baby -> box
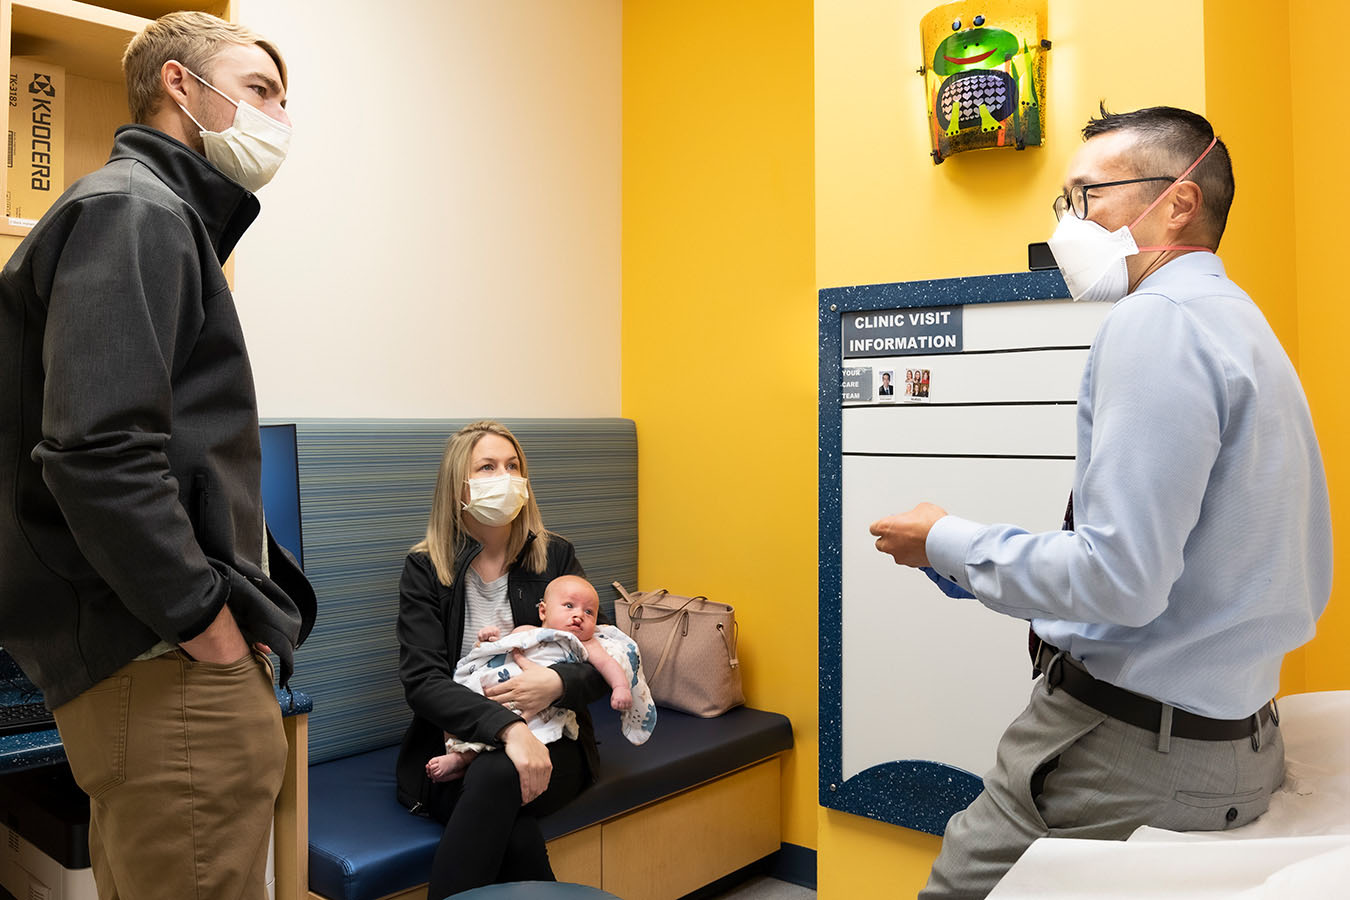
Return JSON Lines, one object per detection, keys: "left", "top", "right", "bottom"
{"left": 427, "top": 575, "right": 635, "bottom": 782}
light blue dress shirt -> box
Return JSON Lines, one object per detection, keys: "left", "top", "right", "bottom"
{"left": 926, "top": 252, "right": 1332, "bottom": 718}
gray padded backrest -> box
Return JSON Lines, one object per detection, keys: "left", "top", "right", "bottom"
{"left": 283, "top": 419, "right": 637, "bottom": 764}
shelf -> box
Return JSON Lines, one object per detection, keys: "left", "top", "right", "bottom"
{"left": 10, "top": 0, "right": 149, "bottom": 83}
{"left": 0, "top": 1, "right": 233, "bottom": 265}
{"left": 101, "top": 1, "right": 230, "bottom": 18}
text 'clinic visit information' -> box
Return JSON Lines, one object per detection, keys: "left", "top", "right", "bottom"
{"left": 839, "top": 305, "right": 962, "bottom": 403}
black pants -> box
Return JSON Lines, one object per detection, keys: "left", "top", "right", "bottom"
{"left": 424, "top": 737, "right": 589, "bottom": 898}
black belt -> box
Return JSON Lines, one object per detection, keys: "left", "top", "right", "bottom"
{"left": 1030, "top": 639, "right": 1276, "bottom": 743}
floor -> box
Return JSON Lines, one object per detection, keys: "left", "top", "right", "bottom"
{"left": 705, "top": 876, "right": 816, "bottom": 900}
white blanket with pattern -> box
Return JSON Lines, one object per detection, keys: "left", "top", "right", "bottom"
{"left": 447, "top": 624, "right": 656, "bottom": 752}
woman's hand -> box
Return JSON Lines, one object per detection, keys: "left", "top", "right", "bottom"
{"left": 483, "top": 651, "right": 564, "bottom": 720}
{"left": 498, "top": 721, "right": 552, "bottom": 804}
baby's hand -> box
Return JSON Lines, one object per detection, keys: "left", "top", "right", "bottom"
{"left": 611, "top": 686, "right": 633, "bottom": 711}
{"left": 476, "top": 625, "right": 501, "bottom": 645}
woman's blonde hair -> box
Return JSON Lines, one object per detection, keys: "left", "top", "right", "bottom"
{"left": 413, "top": 421, "right": 551, "bottom": 586}
{"left": 122, "top": 11, "right": 287, "bottom": 124}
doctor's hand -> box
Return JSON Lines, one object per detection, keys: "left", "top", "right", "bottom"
{"left": 869, "top": 503, "right": 947, "bottom": 568}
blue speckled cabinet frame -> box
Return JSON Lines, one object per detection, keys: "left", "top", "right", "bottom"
{"left": 817, "top": 270, "right": 1068, "bottom": 834}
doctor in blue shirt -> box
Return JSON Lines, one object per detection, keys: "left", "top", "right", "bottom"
{"left": 870, "top": 105, "right": 1332, "bottom": 900}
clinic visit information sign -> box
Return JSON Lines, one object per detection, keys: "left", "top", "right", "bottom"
{"left": 839, "top": 305, "right": 961, "bottom": 404}
{"left": 841, "top": 305, "right": 963, "bottom": 358}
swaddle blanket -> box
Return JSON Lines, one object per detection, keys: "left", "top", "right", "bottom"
{"left": 449, "top": 628, "right": 584, "bottom": 751}
{"left": 446, "top": 625, "right": 656, "bottom": 752}
{"left": 591, "top": 624, "right": 657, "bottom": 745}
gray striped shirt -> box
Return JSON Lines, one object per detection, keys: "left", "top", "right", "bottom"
{"left": 460, "top": 567, "right": 514, "bottom": 662}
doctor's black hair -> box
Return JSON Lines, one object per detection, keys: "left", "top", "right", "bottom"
{"left": 1083, "top": 104, "right": 1234, "bottom": 246}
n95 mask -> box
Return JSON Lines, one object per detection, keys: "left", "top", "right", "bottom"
{"left": 462, "top": 474, "right": 529, "bottom": 527}
{"left": 177, "top": 67, "right": 291, "bottom": 192}
{"left": 1047, "top": 214, "right": 1138, "bottom": 302}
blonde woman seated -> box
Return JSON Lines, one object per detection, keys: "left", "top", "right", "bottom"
{"left": 395, "top": 421, "right": 612, "bottom": 897}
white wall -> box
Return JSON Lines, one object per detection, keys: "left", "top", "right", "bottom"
{"left": 231, "top": 0, "right": 622, "bottom": 418}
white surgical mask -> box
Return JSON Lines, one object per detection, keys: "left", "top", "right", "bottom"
{"left": 1048, "top": 136, "right": 1218, "bottom": 303}
{"left": 462, "top": 474, "right": 529, "bottom": 527}
{"left": 177, "top": 67, "right": 291, "bottom": 192}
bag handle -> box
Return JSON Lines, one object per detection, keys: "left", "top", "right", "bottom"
{"left": 647, "top": 609, "right": 688, "bottom": 685}
{"left": 632, "top": 595, "right": 707, "bottom": 627}
{"left": 720, "top": 620, "right": 739, "bottom": 668}
{"left": 613, "top": 582, "right": 706, "bottom": 627}
{"left": 614, "top": 581, "right": 670, "bottom": 619}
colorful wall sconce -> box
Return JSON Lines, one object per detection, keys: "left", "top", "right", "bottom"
{"left": 920, "top": 0, "right": 1049, "bottom": 163}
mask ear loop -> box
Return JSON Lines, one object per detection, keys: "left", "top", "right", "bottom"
{"left": 171, "top": 61, "right": 236, "bottom": 134}
{"left": 1131, "top": 135, "right": 1218, "bottom": 253}
{"left": 184, "top": 65, "right": 241, "bottom": 109}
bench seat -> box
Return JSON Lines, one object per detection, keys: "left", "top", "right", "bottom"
{"left": 308, "top": 701, "right": 793, "bottom": 900}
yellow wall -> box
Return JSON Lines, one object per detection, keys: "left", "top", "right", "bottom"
{"left": 1288, "top": 0, "right": 1350, "bottom": 692}
{"left": 621, "top": 0, "right": 819, "bottom": 851}
{"left": 624, "top": 0, "right": 1347, "bottom": 894}
{"left": 1203, "top": 0, "right": 1350, "bottom": 697}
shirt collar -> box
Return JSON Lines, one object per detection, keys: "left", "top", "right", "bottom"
{"left": 1134, "top": 250, "right": 1226, "bottom": 295}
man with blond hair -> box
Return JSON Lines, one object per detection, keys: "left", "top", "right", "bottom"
{"left": 0, "top": 11, "right": 314, "bottom": 899}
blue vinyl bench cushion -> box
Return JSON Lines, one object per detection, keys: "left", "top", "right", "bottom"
{"left": 308, "top": 702, "right": 793, "bottom": 900}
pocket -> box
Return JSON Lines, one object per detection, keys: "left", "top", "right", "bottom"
{"left": 52, "top": 676, "right": 131, "bottom": 800}
{"left": 1166, "top": 785, "right": 1271, "bottom": 831}
{"left": 1174, "top": 786, "right": 1268, "bottom": 809}
{"left": 183, "top": 650, "right": 256, "bottom": 672}
{"left": 1019, "top": 688, "right": 1110, "bottom": 831}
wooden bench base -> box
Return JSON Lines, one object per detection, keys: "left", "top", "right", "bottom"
{"left": 324, "top": 757, "right": 782, "bottom": 900}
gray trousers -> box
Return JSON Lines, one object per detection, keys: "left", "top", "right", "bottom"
{"left": 920, "top": 671, "right": 1285, "bottom": 899}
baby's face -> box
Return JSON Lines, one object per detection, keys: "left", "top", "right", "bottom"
{"left": 539, "top": 586, "right": 599, "bottom": 641}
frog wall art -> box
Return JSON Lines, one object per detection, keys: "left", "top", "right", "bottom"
{"left": 921, "top": 0, "right": 1048, "bottom": 162}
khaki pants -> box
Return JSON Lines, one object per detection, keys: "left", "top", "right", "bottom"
{"left": 53, "top": 650, "right": 286, "bottom": 900}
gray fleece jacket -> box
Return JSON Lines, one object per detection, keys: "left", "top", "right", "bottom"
{"left": 0, "top": 125, "right": 315, "bottom": 708}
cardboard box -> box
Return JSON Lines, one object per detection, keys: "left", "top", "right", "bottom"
{"left": 7, "top": 56, "right": 66, "bottom": 223}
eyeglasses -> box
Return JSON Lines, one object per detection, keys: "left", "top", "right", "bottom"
{"left": 1053, "top": 177, "right": 1177, "bottom": 221}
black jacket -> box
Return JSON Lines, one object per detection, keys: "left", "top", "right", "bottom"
{"left": 0, "top": 125, "right": 315, "bottom": 708}
{"left": 395, "top": 533, "right": 609, "bottom": 812}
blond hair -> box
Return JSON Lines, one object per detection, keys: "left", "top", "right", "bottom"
{"left": 413, "top": 421, "right": 551, "bottom": 586}
{"left": 122, "top": 11, "right": 287, "bottom": 124}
